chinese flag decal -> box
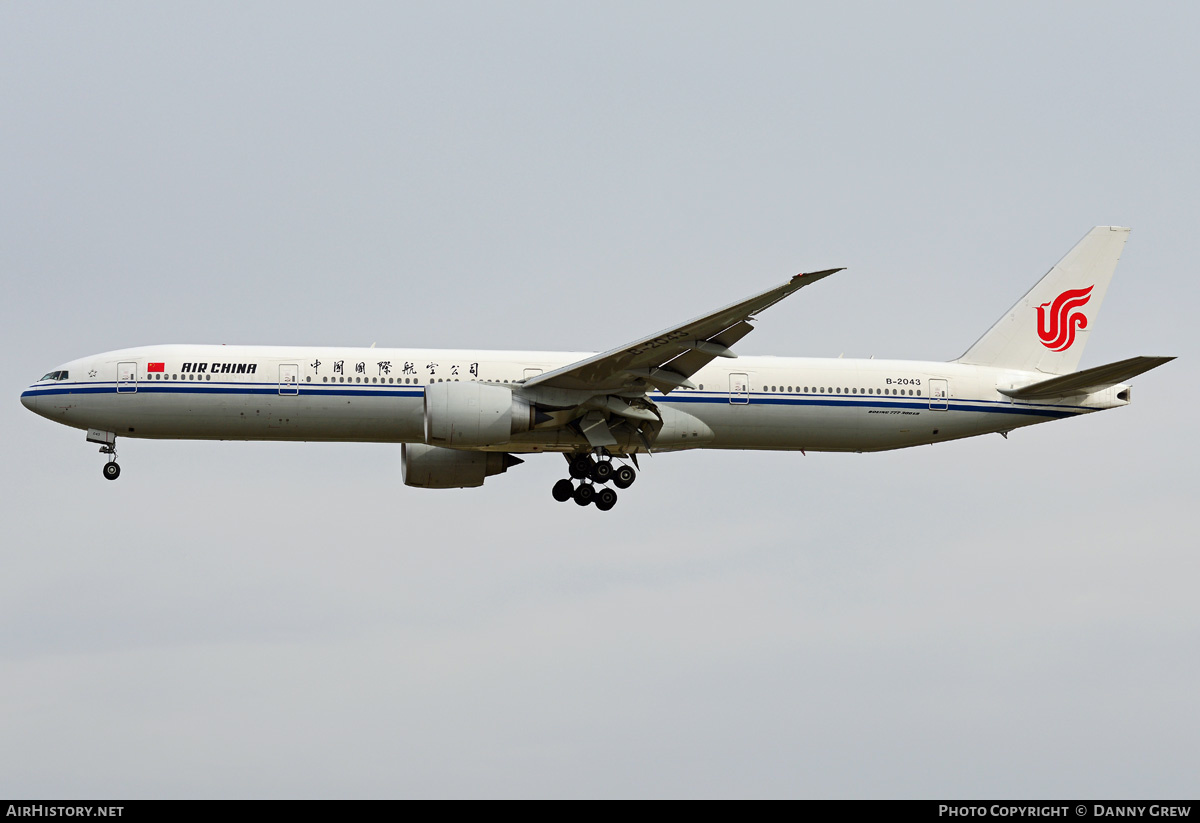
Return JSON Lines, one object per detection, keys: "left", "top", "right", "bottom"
{"left": 148, "top": 362, "right": 165, "bottom": 373}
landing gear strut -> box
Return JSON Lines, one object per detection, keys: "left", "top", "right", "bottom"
{"left": 100, "top": 444, "right": 120, "bottom": 481}
{"left": 551, "top": 450, "right": 636, "bottom": 510}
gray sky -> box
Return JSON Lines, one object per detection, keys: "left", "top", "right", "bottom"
{"left": 2, "top": 1, "right": 1195, "bottom": 798}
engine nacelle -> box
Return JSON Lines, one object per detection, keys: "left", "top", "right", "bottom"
{"left": 402, "top": 443, "right": 523, "bottom": 489}
{"left": 424, "top": 381, "right": 535, "bottom": 447}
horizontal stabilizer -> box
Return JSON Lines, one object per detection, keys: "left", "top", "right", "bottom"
{"left": 999, "top": 356, "right": 1175, "bottom": 399}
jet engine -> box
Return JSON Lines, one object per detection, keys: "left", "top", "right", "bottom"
{"left": 402, "top": 443, "right": 524, "bottom": 489}
{"left": 424, "top": 381, "right": 536, "bottom": 446}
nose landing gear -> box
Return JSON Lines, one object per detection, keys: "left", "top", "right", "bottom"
{"left": 102, "top": 457, "right": 121, "bottom": 480}
{"left": 552, "top": 450, "right": 636, "bottom": 510}
{"left": 87, "top": 430, "right": 121, "bottom": 481}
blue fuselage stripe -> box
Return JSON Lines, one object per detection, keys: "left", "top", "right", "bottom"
{"left": 21, "top": 384, "right": 1082, "bottom": 419}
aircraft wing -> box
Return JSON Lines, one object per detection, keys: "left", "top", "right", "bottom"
{"left": 523, "top": 268, "right": 843, "bottom": 394}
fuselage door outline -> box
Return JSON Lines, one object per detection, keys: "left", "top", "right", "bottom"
{"left": 729, "top": 372, "right": 749, "bottom": 404}
{"left": 929, "top": 378, "right": 948, "bottom": 410}
{"left": 279, "top": 364, "right": 299, "bottom": 396}
{"left": 117, "top": 362, "right": 137, "bottom": 394}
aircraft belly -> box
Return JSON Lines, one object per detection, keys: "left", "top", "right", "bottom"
{"left": 676, "top": 396, "right": 1056, "bottom": 452}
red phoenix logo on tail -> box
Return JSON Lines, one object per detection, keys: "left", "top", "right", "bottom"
{"left": 1036, "top": 285, "right": 1093, "bottom": 351}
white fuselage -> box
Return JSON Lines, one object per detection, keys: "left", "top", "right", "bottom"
{"left": 20, "top": 344, "right": 1126, "bottom": 454}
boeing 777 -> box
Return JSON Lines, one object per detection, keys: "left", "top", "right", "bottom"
{"left": 20, "top": 226, "right": 1173, "bottom": 510}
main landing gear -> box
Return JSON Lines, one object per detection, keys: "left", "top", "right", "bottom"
{"left": 552, "top": 450, "right": 636, "bottom": 511}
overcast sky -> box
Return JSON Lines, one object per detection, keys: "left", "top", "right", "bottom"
{"left": 2, "top": 1, "right": 1196, "bottom": 799}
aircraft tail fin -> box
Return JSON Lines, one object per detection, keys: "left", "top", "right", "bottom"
{"left": 957, "top": 226, "right": 1131, "bottom": 374}
{"left": 998, "top": 355, "right": 1174, "bottom": 400}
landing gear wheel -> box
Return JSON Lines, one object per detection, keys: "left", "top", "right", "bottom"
{"left": 591, "top": 459, "right": 614, "bottom": 484}
{"left": 595, "top": 487, "right": 618, "bottom": 511}
{"left": 573, "top": 483, "right": 596, "bottom": 506}
{"left": 552, "top": 479, "right": 574, "bottom": 502}
{"left": 613, "top": 465, "right": 636, "bottom": 489}
{"left": 569, "top": 455, "right": 593, "bottom": 480}
{"left": 103, "top": 462, "right": 121, "bottom": 481}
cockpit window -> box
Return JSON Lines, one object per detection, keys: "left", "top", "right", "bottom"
{"left": 39, "top": 371, "right": 68, "bottom": 382}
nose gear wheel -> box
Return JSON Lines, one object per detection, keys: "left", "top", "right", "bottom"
{"left": 99, "top": 441, "right": 121, "bottom": 481}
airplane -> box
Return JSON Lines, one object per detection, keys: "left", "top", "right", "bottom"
{"left": 20, "top": 226, "right": 1173, "bottom": 511}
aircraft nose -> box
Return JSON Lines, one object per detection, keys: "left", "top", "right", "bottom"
{"left": 20, "top": 390, "right": 37, "bottom": 412}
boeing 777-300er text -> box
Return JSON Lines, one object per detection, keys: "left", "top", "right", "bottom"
{"left": 21, "top": 226, "right": 1173, "bottom": 510}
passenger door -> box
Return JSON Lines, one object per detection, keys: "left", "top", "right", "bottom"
{"left": 729, "top": 372, "right": 749, "bottom": 404}
{"left": 117, "top": 362, "right": 137, "bottom": 393}
{"left": 929, "top": 378, "right": 948, "bottom": 410}
{"left": 278, "top": 364, "right": 299, "bottom": 395}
